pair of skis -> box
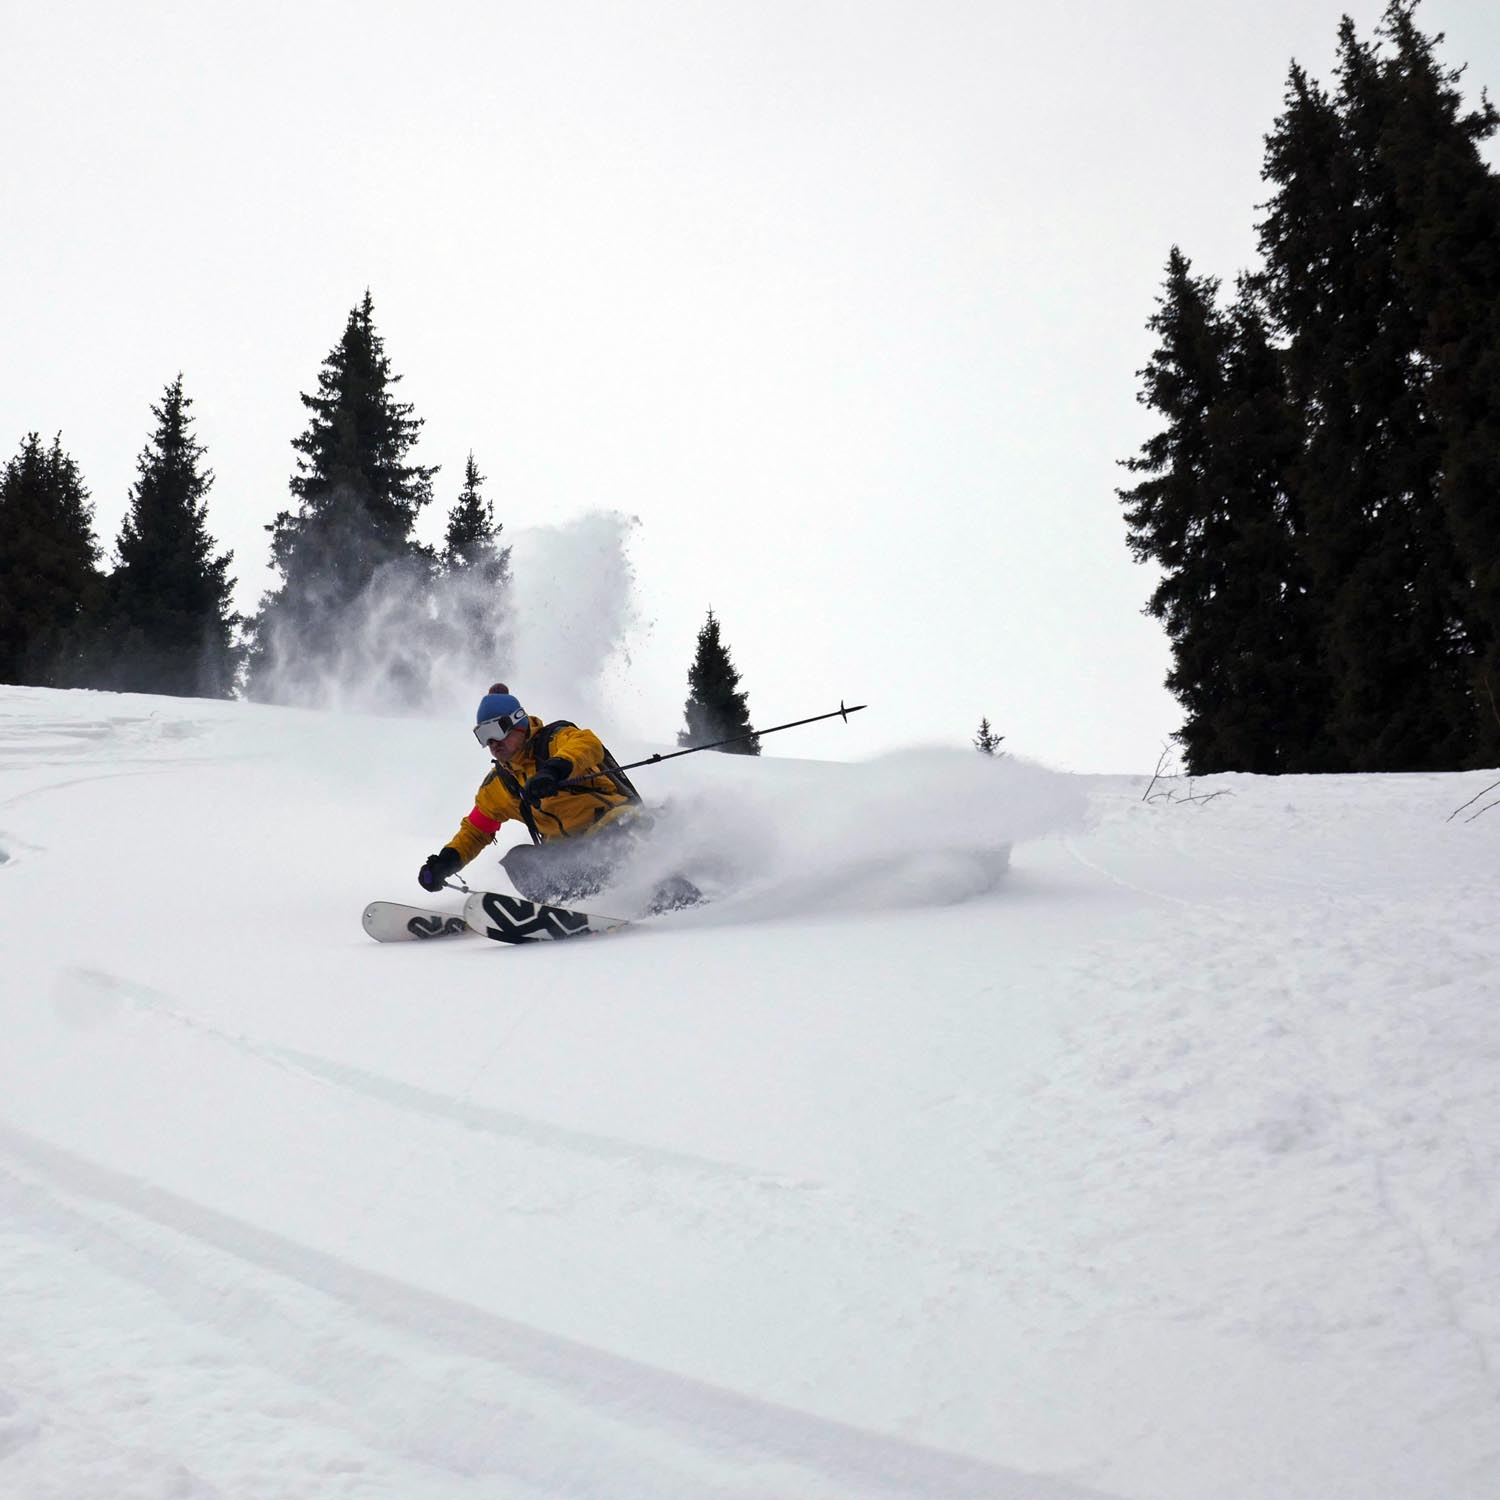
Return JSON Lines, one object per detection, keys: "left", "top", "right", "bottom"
{"left": 362, "top": 889, "right": 628, "bottom": 946}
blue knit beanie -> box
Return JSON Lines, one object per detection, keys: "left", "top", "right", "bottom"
{"left": 476, "top": 691, "right": 524, "bottom": 725}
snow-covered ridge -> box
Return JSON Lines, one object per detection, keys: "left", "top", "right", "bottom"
{"left": 1, "top": 685, "right": 1497, "bottom": 1498}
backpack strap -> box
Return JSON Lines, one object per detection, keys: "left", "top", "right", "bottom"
{"left": 502, "top": 721, "right": 642, "bottom": 844}
{"left": 490, "top": 759, "right": 542, "bottom": 845}
{"left": 536, "top": 721, "right": 642, "bottom": 808}
{"left": 601, "top": 747, "right": 643, "bottom": 805}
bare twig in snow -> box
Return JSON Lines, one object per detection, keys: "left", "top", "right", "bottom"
{"left": 1141, "top": 744, "right": 1174, "bottom": 803}
{"left": 1445, "top": 677, "right": 1500, "bottom": 822}
{"left": 1447, "top": 777, "right": 1500, "bottom": 823}
{"left": 1141, "top": 751, "right": 1230, "bottom": 808}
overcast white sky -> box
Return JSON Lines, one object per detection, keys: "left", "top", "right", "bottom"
{"left": 6, "top": 0, "right": 1500, "bottom": 770}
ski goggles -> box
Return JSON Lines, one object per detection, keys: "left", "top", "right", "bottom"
{"left": 474, "top": 709, "right": 529, "bottom": 747}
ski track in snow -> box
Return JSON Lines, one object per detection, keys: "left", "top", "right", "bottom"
{"left": 34, "top": 962, "right": 1108, "bottom": 1346}
{"left": 3, "top": 686, "right": 1500, "bottom": 1498}
{"left": 0, "top": 1123, "right": 1110, "bottom": 1500}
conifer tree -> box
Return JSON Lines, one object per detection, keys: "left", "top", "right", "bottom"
{"left": 1126, "top": 4, "right": 1500, "bottom": 774}
{"left": 1121, "top": 252, "right": 1324, "bottom": 774}
{"left": 443, "top": 452, "right": 510, "bottom": 581}
{"left": 1122, "top": 250, "right": 1308, "bottom": 768}
{"left": 1255, "top": 18, "right": 1476, "bottom": 769}
{"left": 1199, "top": 287, "right": 1328, "bottom": 773}
{"left": 103, "top": 376, "right": 239, "bottom": 697}
{"left": 0, "top": 433, "right": 102, "bottom": 687}
{"left": 679, "top": 609, "right": 758, "bottom": 753}
{"left": 1371, "top": 1, "right": 1500, "bottom": 763}
{"left": 441, "top": 452, "right": 511, "bottom": 666}
{"left": 249, "top": 291, "right": 437, "bottom": 699}
{"left": 974, "top": 718, "right": 1003, "bottom": 755}
{"left": 1120, "top": 250, "right": 1230, "bottom": 771}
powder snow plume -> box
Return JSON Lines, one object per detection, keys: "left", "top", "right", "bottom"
{"left": 251, "top": 512, "right": 640, "bottom": 722}
{"left": 600, "top": 747, "right": 1089, "bottom": 921}
{"left": 504, "top": 511, "right": 641, "bottom": 725}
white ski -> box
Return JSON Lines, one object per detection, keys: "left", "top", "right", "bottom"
{"left": 362, "top": 900, "right": 474, "bottom": 943}
{"left": 462, "top": 889, "right": 629, "bottom": 944}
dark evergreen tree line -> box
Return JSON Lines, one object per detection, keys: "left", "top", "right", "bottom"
{"left": 1122, "top": 1, "right": 1500, "bottom": 773}
{"left": 0, "top": 381, "right": 238, "bottom": 699}
{"left": 0, "top": 291, "right": 513, "bottom": 707}
{"left": 2, "top": 288, "right": 759, "bottom": 730}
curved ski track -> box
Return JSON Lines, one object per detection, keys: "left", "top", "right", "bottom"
{"left": 0, "top": 1119, "right": 1117, "bottom": 1500}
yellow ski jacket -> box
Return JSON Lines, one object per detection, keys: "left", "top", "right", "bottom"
{"left": 444, "top": 717, "right": 637, "bottom": 866}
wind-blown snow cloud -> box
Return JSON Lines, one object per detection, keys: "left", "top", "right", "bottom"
{"left": 252, "top": 511, "right": 640, "bottom": 721}
{"left": 603, "top": 748, "right": 1089, "bottom": 920}
{"left": 505, "top": 511, "right": 641, "bottom": 724}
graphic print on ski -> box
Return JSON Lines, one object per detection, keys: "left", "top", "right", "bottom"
{"left": 463, "top": 889, "right": 628, "bottom": 944}
{"left": 362, "top": 901, "right": 473, "bottom": 943}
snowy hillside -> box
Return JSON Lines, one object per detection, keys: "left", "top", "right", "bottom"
{"left": 1, "top": 684, "right": 1497, "bottom": 1499}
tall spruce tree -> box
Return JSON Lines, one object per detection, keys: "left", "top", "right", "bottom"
{"left": 1120, "top": 251, "right": 1229, "bottom": 770}
{"left": 679, "top": 609, "right": 758, "bottom": 753}
{"left": 1201, "top": 286, "right": 1328, "bottom": 772}
{"left": 249, "top": 291, "right": 437, "bottom": 699}
{"left": 1372, "top": 2, "right": 1500, "bottom": 763}
{"left": 0, "top": 433, "right": 102, "bottom": 687}
{"left": 104, "top": 377, "right": 239, "bottom": 697}
{"left": 1255, "top": 18, "right": 1476, "bottom": 769}
{"left": 974, "top": 718, "right": 1003, "bottom": 755}
{"left": 1120, "top": 252, "right": 1319, "bottom": 773}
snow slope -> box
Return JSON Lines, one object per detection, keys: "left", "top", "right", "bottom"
{"left": 1, "top": 684, "right": 1497, "bottom": 1499}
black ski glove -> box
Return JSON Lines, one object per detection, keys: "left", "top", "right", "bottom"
{"left": 418, "top": 846, "right": 462, "bottom": 892}
{"left": 522, "top": 756, "right": 573, "bottom": 804}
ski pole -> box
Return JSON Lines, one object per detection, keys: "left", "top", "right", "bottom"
{"left": 616, "top": 701, "right": 867, "bottom": 769}
{"left": 539, "top": 701, "right": 867, "bottom": 805}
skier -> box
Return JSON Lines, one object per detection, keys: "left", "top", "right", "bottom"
{"left": 417, "top": 685, "right": 676, "bottom": 907}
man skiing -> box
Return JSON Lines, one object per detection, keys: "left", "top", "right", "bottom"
{"left": 417, "top": 685, "right": 649, "bottom": 906}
